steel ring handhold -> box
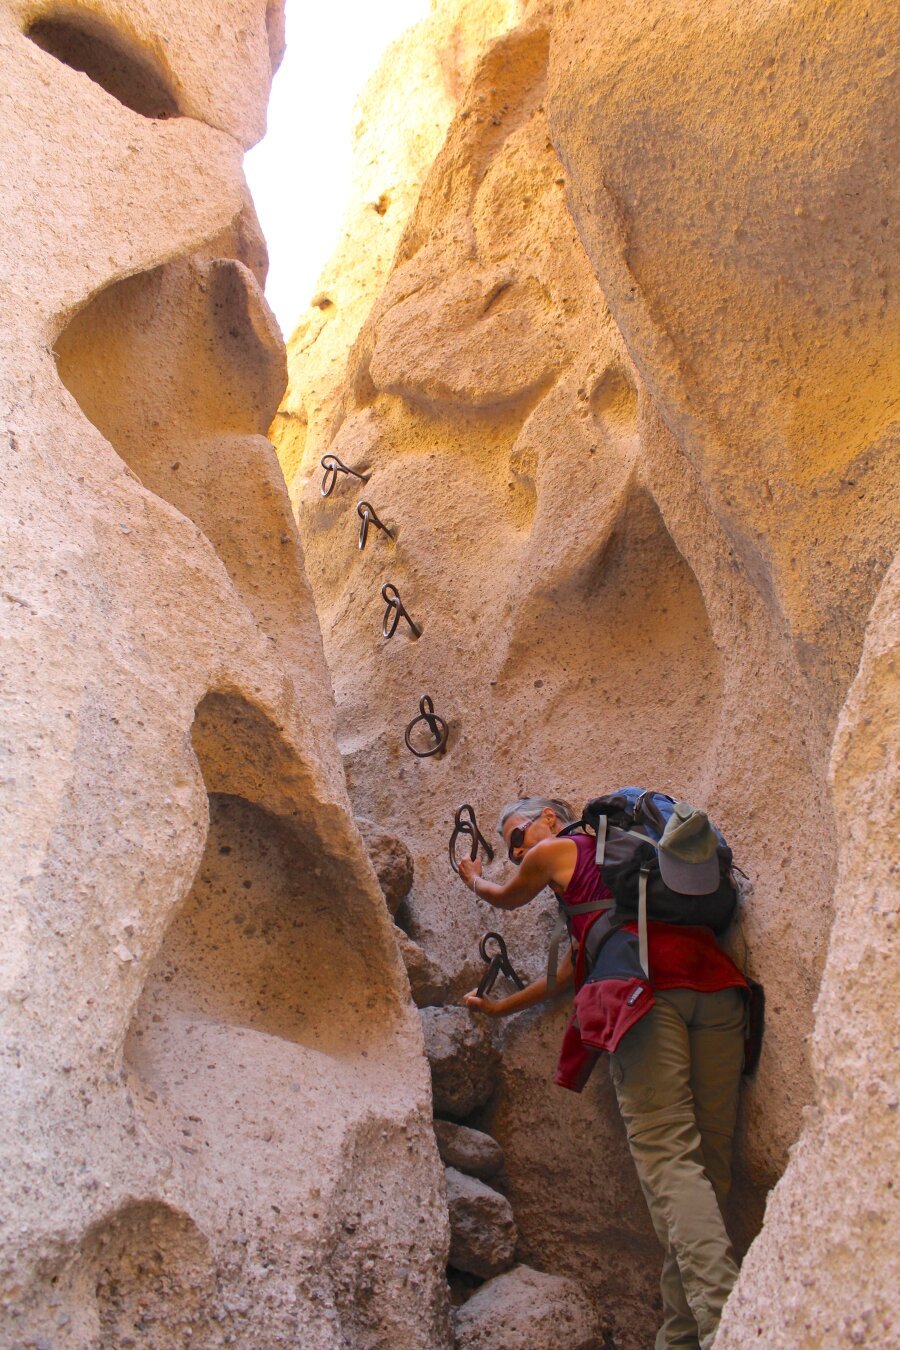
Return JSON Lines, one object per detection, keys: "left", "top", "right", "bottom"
{"left": 320, "top": 453, "right": 370, "bottom": 498}
{"left": 449, "top": 803, "right": 495, "bottom": 874}
{"left": 479, "top": 931, "right": 508, "bottom": 964}
{"left": 357, "top": 500, "right": 393, "bottom": 551}
{"left": 404, "top": 694, "right": 449, "bottom": 757}
{"left": 381, "top": 582, "right": 421, "bottom": 640}
{"left": 475, "top": 930, "right": 525, "bottom": 997}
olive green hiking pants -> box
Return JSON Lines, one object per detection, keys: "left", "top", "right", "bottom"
{"left": 609, "top": 987, "right": 745, "bottom": 1350}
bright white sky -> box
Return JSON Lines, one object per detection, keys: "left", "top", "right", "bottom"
{"left": 245, "top": 0, "right": 431, "bottom": 338}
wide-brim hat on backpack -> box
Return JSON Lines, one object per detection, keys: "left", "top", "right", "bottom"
{"left": 658, "top": 801, "right": 721, "bottom": 895}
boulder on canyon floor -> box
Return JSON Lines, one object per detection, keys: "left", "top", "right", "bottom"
{"left": 453, "top": 1263, "right": 602, "bottom": 1350}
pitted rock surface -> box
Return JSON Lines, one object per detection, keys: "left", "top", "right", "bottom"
{"left": 356, "top": 816, "right": 415, "bottom": 914}
{"left": 453, "top": 1264, "right": 602, "bottom": 1350}
{"left": 420, "top": 1007, "right": 500, "bottom": 1118}
{"left": 433, "top": 1119, "right": 504, "bottom": 1180}
{"left": 445, "top": 1167, "right": 517, "bottom": 1280}
{"left": 3, "top": 0, "right": 897, "bottom": 1343}
{"left": 395, "top": 927, "right": 448, "bottom": 1008}
{"left": 0, "top": 2, "right": 467, "bottom": 1344}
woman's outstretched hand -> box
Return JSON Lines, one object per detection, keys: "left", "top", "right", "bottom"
{"left": 457, "top": 856, "right": 482, "bottom": 890}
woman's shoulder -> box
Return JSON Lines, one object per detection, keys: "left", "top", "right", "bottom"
{"left": 534, "top": 834, "right": 580, "bottom": 889}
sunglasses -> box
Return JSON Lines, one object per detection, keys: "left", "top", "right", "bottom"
{"left": 507, "top": 816, "right": 539, "bottom": 864}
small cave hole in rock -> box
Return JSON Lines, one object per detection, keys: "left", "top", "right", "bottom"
{"left": 52, "top": 250, "right": 301, "bottom": 656}
{"left": 124, "top": 692, "right": 395, "bottom": 1273}
{"left": 80, "top": 1201, "right": 214, "bottom": 1347}
{"left": 590, "top": 365, "right": 639, "bottom": 442}
{"left": 26, "top": 15, "right": 179, "bottom": 119}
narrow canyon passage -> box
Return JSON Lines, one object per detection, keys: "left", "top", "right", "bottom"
{"left": 1, "top": 1, "right": 897, "bottom": 1348}
{"left": 269, "top": 1, "right": 898, "bottom": 1346}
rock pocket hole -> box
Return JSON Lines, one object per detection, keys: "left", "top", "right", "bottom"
{"left": 590, "top": 365, "right": 638, "bottom": 446}
{"left": 53, "top": 252, "right": 299, "bottom": 660}
{"left": 125, "top": 691, "right": 395, "bottom": 1233}
{"left": 26, "top": 15, "right": 179, "bottom": 119}
{"left": 79, "top": 1201, "right": 215, "bottom": 1346}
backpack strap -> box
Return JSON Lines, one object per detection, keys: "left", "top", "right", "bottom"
{"left": 546, "top": 899, "right": 614, "bottom": 992}
{"left": 634, "top": 791, "right": 674, "bottom": 835}
{"left": 638, "top": 864, "right": 651, "bottom": 978}
{"left": 546, "top": 911, "right": 567, "bottom": 994}
{"left": 628, "top": 831, "right": 660, "bottom": 849}
{"left": 593, "top": 817, "right": 659, "bottom": 866}
{"left": 594, "top": 814, "right": 608, "bottom": 865}
{"left": 548, "top": 825, "right": 659, "bottom": 989}
{"left": 558, "top": 819, "right": 586, "bottom": 837}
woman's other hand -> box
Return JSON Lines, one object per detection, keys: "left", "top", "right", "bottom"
{"left": 463, "top": 989, "right": 506, "bottom": 1016}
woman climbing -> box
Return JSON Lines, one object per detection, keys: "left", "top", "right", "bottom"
{"left": 457, "top": 795, "right": 748, "bottom": 1350}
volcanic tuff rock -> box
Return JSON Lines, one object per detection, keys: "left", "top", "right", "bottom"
{"left": 445, "top": 1167, "right": 518, "bottom": 1279}
{"left": 421, "top": 1006, "right": 502, "bottom": 1118}
{"left": 396, "top": 925, "right": 450, "bottom": 1007}
{"left": 453, "top": 1264, "right": 602, "bottom": 1350}
{"left": 274, "top": 0, "right": 525, "bottom": 492}
{"left": 0, "top": 0, "right": 453, "bottom": 1344}
{"left": 357, "top": 814, "right": 416, "bottom": 913}
{"left": 433, "top": 1119, "right": 505, "bottom": 1179}
{"left": 276, "top": 0, "right": 898, "bottom": 1344}
{"left": 715, "top": 556, "right": 900, "bottom": 1347}
{"left": 2, "top": 0, "right": 896, "bottom": 1345}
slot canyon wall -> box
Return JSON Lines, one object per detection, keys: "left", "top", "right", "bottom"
{"left": 0, "top": 0, "right": 458, "bottom": 1345}
{"left": 0, "top": 0, "right": 896, "bottom": 1346}
{"left": 275, "top": 0, "right": 899, "bottom": 1345}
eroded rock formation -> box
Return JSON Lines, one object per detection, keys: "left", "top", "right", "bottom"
{"left": 2, "top": 0, "right": 897, "bottom": 1345}
{"left": 0, "top": 1, "right": 451, "bottom": 1345}
{"left": 276, "top": 0, "right": 898, "bottom": 1345}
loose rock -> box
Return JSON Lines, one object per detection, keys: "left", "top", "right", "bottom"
{"left": 445, "top": 1167, "right": 517, "bottom": 1280}
{"left": 434, "top": 1119, "right": 503, "bottom": 1179}
{"left": 395, "top": 927, "right": 448, "bottom": 1007}
{"left": 420, "top": 1007, "right": 500, "bottom": 1118}
{"left": 453, "top": 1264, "right": 601, "bottom": 1349}
{"left": 356, "top": 817, "right": 414, "bottom": 915}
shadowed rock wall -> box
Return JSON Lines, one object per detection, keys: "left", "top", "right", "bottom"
{"left": 276, "top": 1, "right": 898, "bottom": 1344}
{"left": 0, "top": 1, "right": 451, "bottom": 1345}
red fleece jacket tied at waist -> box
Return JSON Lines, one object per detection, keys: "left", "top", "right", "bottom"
{"left": 555, "top": 921, "right": 747, "bottom": 1093}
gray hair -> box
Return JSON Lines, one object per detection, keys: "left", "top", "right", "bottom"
{"left": 497, "top": 796, "right": 577, "bottom": 836}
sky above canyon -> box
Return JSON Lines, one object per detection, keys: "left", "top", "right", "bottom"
{"left": 245, "top": 0, "right": 429, "bottom": 337}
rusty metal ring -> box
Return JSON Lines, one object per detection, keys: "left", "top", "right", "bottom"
{"left": 449, "top": 803, "right": 494, "bottom": 874}
{"left": 475, "top": 931, "right": 525, "bottom": 997}
{"left": 357, "top": 500, "right": 392, "bottom": 551}
{"left": 478, "top": 932, "right": 508, "bottom": 964}
{"left": 404, "top": 694, "right": 449, "bottom": 757}
{"left": 320, "top": 453, "right": 370, "bottom": 498}
{"left": 381, "top": 582, "right": 421, "bottom": 640}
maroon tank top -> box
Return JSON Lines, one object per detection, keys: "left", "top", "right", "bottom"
{"left": 559, "top": 833, "right": 613, "bottom": 943}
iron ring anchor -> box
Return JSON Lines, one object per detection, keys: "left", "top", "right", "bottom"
{"left": 404, "top": 695, "right": 449, "bottom": 758}
{"left": 475, "top": 931, "right": 526, "bottom": 999}
{"left": 320, "top": 453, "right": 370, "bottom": 498}
{"left": 381, "top": 582, "right": 421, "bottom": 640}
{"left": 449, "top": 803, "right": 495, "bottom": 875}
{"left": 357, "top": 501, "right": 393, "bottom": 551}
